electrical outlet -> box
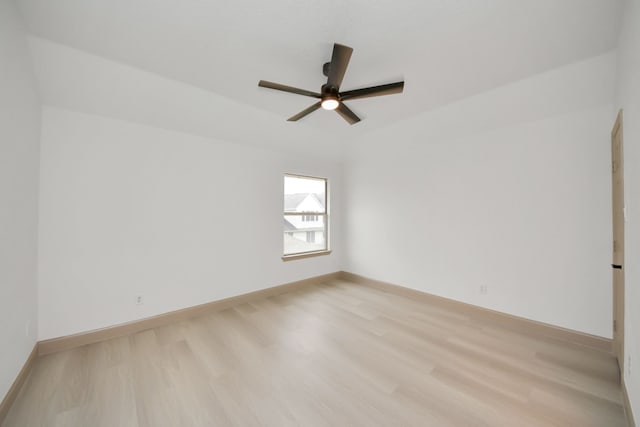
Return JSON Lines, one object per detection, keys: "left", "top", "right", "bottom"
{"left": 135, "top": 295, "right": 144, "bottom": 306}
{"left": 480, "top": 284, "right": 488, "bottom": 295}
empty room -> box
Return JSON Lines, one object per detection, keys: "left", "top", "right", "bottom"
{"left": 1, "top": 0, "right": 639, "bottom": 425}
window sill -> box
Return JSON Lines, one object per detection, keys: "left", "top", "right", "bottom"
{"left": 282, "top": 250, "right": 332, "bottom": 262}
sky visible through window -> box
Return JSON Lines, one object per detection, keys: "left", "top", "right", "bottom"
{"left": 284, "top": 175, "right": 325, "bottom": 197}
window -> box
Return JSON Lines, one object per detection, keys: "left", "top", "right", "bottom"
{"left": 283, "top": 174, "right": 328, "bottom": 257}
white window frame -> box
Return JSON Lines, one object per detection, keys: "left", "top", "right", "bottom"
{"left": 282, "top": 174, "right": 331, "bottom": 261}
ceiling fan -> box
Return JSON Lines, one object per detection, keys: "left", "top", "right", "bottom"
{"left": 258, "top": 43, "right": 404, "bottom": 125}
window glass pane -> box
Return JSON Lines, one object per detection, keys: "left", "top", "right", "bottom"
{"left": 284, "top": 176, "right": 325, "bottom": 213}
{"left": 284, "top": 214, "right": 326, "bottom": 254}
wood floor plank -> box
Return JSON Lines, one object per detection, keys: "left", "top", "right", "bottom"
{"left": 1, "top": 280, "right": 627, "bottom": 426}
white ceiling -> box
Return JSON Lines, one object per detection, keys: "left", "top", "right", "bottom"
{"left": 16, "top": 0, "right": 623, "bottom": 156}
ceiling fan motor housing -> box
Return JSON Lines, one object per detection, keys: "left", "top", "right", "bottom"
{"left": 321, "top": 83, "right": 339, "bottom": 98}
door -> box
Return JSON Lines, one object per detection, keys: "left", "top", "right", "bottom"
{"left": 611, "top": 110, "right": 625, "bottom": 373}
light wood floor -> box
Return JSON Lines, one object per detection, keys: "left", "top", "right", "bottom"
{"left": 2, "top": 280, "right": 627, "bottom": 426}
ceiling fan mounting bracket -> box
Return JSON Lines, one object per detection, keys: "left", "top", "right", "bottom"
{"left": 322, "top": 62, "right": 331, "bottom": 77}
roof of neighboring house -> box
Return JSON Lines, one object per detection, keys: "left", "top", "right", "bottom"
{"left": 283, "top": 218, "right": 297, "bottom": 231}
{"left": 284, "top": 193, "right": 324, "bottom": 211}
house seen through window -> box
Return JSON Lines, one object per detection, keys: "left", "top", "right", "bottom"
{"left": 283, "top": 175, "right": 327, "bottom": 256}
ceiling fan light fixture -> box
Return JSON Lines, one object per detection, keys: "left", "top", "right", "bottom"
{"left": 321, "top": 97, "right": 339, "bottom": 110}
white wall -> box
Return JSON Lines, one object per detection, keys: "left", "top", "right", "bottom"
{"left": 0, "top": 0, "right": 41, "bottom": 401}
{"left": 615, "top": 0, "right": 640, "bottom": 420}
{"left": 26, "top": 37, "right": 349, "bottom": 161}
{"left": 37, "top": 107, "right": 343, "bottom": 340}
{"left": 345, "top": 53, "right": 615, "bottom": 338}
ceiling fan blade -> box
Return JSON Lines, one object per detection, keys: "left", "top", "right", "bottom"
{"left": 326, "top": 43, "right": 353, "bottom": 89}
{"left": 339, "top": 81, "right": 404, "bottom": 101}
{"left": 287, "top": 101, "right": 322, "bottom": 122}
{"left": 335, "top": 102, "right": 361, "bottom": 125}
{"left": 258, "top": 80, "right": 321, "bottom": 98}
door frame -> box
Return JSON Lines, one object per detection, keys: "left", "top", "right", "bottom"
{"left": 611, "top": 109, "right": 625, "bottom": 373}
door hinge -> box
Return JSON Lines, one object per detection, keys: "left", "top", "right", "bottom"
{"left": 614, "top": 320, "right": 617, "bottom": 332}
